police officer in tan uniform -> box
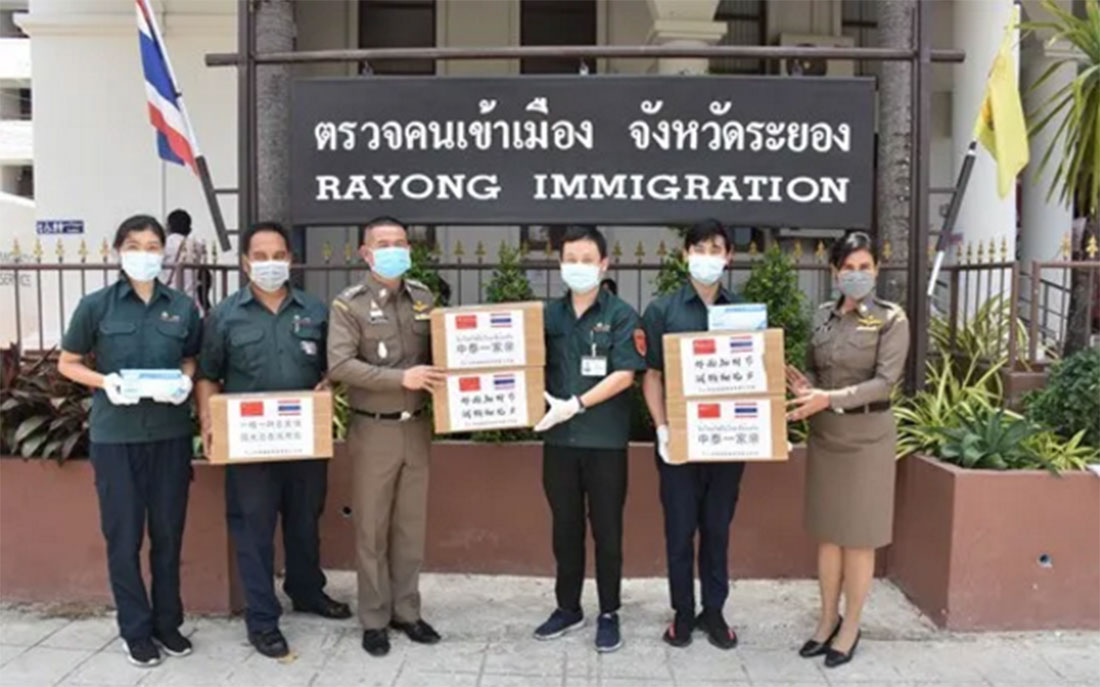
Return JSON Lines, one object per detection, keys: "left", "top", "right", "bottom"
{"left": 786, "top": 230, "right": 909, "bottom": 670}
{"left": 327, "top": 216, "right": 444, "bottom": 658}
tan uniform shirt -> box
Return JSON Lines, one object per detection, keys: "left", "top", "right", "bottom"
{"left": 327, "top": 273, "right": 434, "bottom": 414}
{"left": 808, "top": 297, "right": 909, "bottom": 411}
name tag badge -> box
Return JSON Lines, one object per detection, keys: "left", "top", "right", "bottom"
{"left": 581, "top": 356, "right": 608, "bottom": 377}
{"left": 300, "top": 340, "right": 317, "bottom": 356}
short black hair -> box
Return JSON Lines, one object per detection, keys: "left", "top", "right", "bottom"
{"left": 600, "top": 277, "right": 618, "bottom": 295}
{"left": 241, "top": 221, "right": 291, "bottom": 256}
{"left": 829, "top": 230, "right": 877, "bottom": 268}
{"left": 560, "top": 225, "right": 607, "bottom": 260}
{"left": 166, "top": 209, "right": 192, "bottom": 236}
{"left": 113, "top": 214, "right": 165, "bottom": 250}
{"left": 684, "top": 219, "right": 730, "bottom": 253}
{"left": 361, "top": 216, "right": 408, "bottom": 245}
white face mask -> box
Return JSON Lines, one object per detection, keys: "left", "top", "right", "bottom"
{"left": 688, "top": 254, "right": 726, "bottom": 285}
{"left": 249, "top": 260, "right": 290, "bottom": 293}
{"left": 120, "top": 251, "right": 163, "bottom": 283}
{"left": 560, "top": 262, "right": 601, "bottom": 294}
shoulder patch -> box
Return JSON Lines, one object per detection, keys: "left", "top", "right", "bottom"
{"left": 406, "top": 278, "right": 427, "bottom": 289}
{"left": 339, "top": 284, "right": 367, "bottom": 300}
{"left": 818, "top": 301, "right": 835, "bottom": 310}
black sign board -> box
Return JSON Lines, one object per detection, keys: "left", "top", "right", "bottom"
{"left": 290, "top": 75, "right": 874, "bottom": 228}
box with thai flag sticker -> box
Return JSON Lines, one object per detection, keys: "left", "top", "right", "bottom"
{"left": 667, "top": 397, "right": 788, "bottom": 463}
{"left": 432, "top": 367, "right": 545, "bottom": 434}
{"left": 430, "top": 301, "right": 545, "bottom": 370}
{"left": 663, "top": 329, "right": 785, "bottom": 401}
{"left": 206, "top": 390, "right": 333, "bottom": 464}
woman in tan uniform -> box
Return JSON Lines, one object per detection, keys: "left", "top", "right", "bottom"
{"left": 786, "top": 231, "right": 909, "bottom": 669}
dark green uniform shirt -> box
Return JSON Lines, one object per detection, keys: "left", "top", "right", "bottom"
{"left": 544, "top": 288, "right": 647, "bottom": 449}
{"left": 641, "top": 282, "right": 738, "bottom": 371}
{"left": 199, "top": 286, "right": 327, "bottom": 393}
{"left": 62, "top": 280, "right": 201, "bottom": 444}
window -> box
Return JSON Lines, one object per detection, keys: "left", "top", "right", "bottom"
{"left": 520, "top": 0, "right": 596, "bottom": 75}
{"left": 841, "top": 0, "right": 879, "bottom": 77}
{"left": 17, "top": 88, "right": 30, "bottom": 118}
{"left": 711, "top": 0, "right": 765, "bottom": 75}
{"left": 0, "top": 9, "right": 27, "bottom": 39}
{"left": 16, "top": 166, "right": 32, "bottom": 199}
{"left": 358, "top": 0, "right": 436, "bottom": 75}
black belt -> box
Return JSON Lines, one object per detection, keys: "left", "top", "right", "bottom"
{"left": 833, "top": 401, "right": 891, "bottom": 415}
{"left": 351, "top": 407, "right": 426, "bottom": 421}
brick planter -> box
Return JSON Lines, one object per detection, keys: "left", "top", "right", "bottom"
{"left": 889, "top": 454, "right": 1100, "bottom": 630}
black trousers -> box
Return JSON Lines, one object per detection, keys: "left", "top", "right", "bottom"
{"left": 89, "top": 438, "right": 192, "bottom": 643}
{"left": 225, "top": 459, "right": 328, "bottom": 633}
{"left": 542, "top": 444, "right": 627, "bottom": 615}
{"left": 656, "top": 452, "right": 745, "bottom": 618}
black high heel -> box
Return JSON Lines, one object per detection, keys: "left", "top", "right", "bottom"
{"left": 824, "top": 630, "right": 861, "bottom": 668}
{"left": 797, "top": 617, "right": 841, "bottom": 658}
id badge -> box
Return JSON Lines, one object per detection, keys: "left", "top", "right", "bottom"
{"left": 581, "top": 356, "right": 608, "bottom": 377}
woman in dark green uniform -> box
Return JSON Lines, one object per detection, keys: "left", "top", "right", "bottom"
{"left": 57, "top": 215, "right": 201, "bottom": 668}
{"left": 786, "top": 231, "right": 909, "bottom": 669}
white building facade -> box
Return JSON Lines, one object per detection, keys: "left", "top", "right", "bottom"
{"left": 2, "top": 0, "right": 1082, "bottom": 347}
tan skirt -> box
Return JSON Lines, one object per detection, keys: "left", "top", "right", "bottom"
{"left": 804, "top": 410, "right": 897, "bottom": 548}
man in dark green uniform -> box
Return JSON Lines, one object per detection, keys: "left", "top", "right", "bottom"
{"left": 196, "top": 222, "right": 350, "bottom": 659}
{"left": 642, "top": 219, "right": 743, "bottom": 651}
{"left": 532, "top": 225, "right": 647, "bottom": 654}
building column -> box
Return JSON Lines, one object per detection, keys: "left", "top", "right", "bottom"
{"left": 644, "top": 0, "right": 725, "bottom": 75}
{"left": 952, "top": 0, "right": 1018, "bottom": 258}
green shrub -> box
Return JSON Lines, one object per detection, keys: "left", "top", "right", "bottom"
{"left": 407, "top": 243, "right": 447, "bottom": 305}
{"left": 742, "top": 245, "right": 809, "bottom": 369}
{"left": 0, "top": 347, "right": 91, "bottom": 461}
{"left": 1025, "top": 348, "right": 1100, "bottom": 447}
{"left": 937, "top": 407, "right": 1041, "bottom": 471}
{"left": 654, "top": 252, "right": 689, "bottom": 297}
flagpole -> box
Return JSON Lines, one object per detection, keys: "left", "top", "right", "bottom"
{"left": 142, "top": 1, "right": 231, "bottom": 252}
{"left": 927, "top": 141, "right": 977, "bottom": 297}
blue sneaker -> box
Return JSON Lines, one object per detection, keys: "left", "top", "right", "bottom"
{"left": 595, "top": 613, "right": 623, "bottom": 653}
{"left": 534, "top": 608, "right": 584, "bottom": 640}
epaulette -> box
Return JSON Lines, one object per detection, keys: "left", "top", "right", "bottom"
{"left": 818, "top": 301, "right": 835, "bottom": 310}
{"left": 406, "top": 278, "right": 431, "bottom": 292}
{"left": 872, "top": 297, "right": 902, "bottom": 313}
{"left": 338, "top": 283, "right": 367, "bottom": 301}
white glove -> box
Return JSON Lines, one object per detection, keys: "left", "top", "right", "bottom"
{"left": 101, "top": 373, "right": 139, "bottom": 406}
{"left": 153, "top": 375, "right": 193, "bottom": 405}
{"left": 533, "top": 393, "right": 581, "bottom": 433}
{"left": 656, "top": 424, "right": 671, "bottom": 463}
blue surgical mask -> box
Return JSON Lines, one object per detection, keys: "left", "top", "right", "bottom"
{"left": 372, "top": 246, "right": 411, "bottom": 280}
{"left": 837, "top": 270, "right": 876, "bottom": 301}
{"left": 561, "top": 262, "right": 601, "bottom": 293}
{"left": 688, "top": 254, "right": 725, "bottom": 285}
{"left": 120, "top": 251, "right": 163, "bottom": 283}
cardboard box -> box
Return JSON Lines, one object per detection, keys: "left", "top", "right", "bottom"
{"left": 432, "top": 367, "right": 545, "bottom": 434}
{"left": 663, "top": 328, "right": 785, "bottom": 402}
{"left": 207, "top": 390, "right": 333, "bottom": 464}
{"left": 667, "top": 396, "right": 788, "bottom": 463}
{"left": 430, "top": 301, "right": 545, "bottom": 370}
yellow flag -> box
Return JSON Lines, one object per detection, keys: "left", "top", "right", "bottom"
{"left": 973, "top": 6, "right": 1029, "bottom": 198}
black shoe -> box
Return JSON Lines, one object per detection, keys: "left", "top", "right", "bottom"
{"left": 595, "top": 613, "right": 623, "bottom": 654}
{"left": 661, "top": 614, "right": 694, "bottom": 648}
{"left": 390, "top": 618, "right": 442, "bottom": 645}
{"left": 695, "top": 609, "right": 738, "bottom": 650}
{"left": 824, "top": 630, "right": 861, "bottom": 668}
{"left": 123, "top": 638, "right": 162, "bottom": 667}
{"left": 362, "top": 628, "right": 391, "bottom": 657}
{"left": 292, "top": 593, "right": 352, "bottom": 620}
{"left": 534, "top": 608, "right": 585, "bottom": 640}
{"left": 248, "top": 628, "right": 290, "bottom": 659}
{"left": 798, "top": 617, "right": 842, "bottom": 658}
{"left": 153, "top": 628, "right": 193, "bottom": 657}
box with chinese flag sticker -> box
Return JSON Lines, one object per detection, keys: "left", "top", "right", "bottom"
{"left": 206, "top": 390, "right": 333, "bottom": 464}
{"left": 662, "top": 328, "right": 787, "bottom": 463}
{"left": 432, "top": 368, "right": 546, "bottom": 434}
{"left": 667, "top": 397, "right": 787, "bottom": 463}
{"left": 430, "top": 301, "right": 545, "bottom": 370}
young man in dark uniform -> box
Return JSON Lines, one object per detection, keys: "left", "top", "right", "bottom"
{"left": 641, "top": 219, "right": 743, "bottom": 650}
{"left": 532, "top": 225, "right": 647, "bottom": 653}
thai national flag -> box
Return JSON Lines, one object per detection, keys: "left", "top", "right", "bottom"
{"left": 136, "top": 0, "right": 198, "bottom": 174}
{"left": 729, "top": 335, "right": 754, "bottom": 353}
{"left": 734, "top": 402, "right": 758, "bottom": 418}
{"left": 277, "top": 400, "right": 302, "bottom": 416}
{"left": 490, "top": 313, "right": 512, "bottom": 328}
{"left": 493, "top": 374, "right": 516, "bottom": 390}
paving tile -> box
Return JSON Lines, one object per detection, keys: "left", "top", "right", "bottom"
{"left": 61, "top": 650, "right": 152, "bottom": 686}
{"left": 479, "top": 675, "right": 559, "bottom": 687}
{"left": 737, "top": 647, "right": 826, "bottom": 683}
{"left": 41, "top": 617, "right": 120, "bottom": 651}
{"left": 223, "top": 651, "right": 321, "bottom": 687}
{"left": 138, "top": 654, "right": 237, "bottom": 687}
{"left": 0, "top": 646, "right": 93, "bottom": 687}
{"left": 312, "top": 633, "right": 405, "bottom": 687}
{"left": 964, "top": 642, "right": 1068, "bottom": 684}
{"left": 0, "top": 646, "right": 26, "bottom": 669}
{"left": 595, "top": 641, "right": 674, "bottom": 680}
{"left": 1039, "top": 644, "right": 1100, "bottom": 683}
{"left": 813, "top": 640, "right": 902, "bottom": 683}
{"left": 482, "top": 641, "right": 564, "bottom": 677}
{"left": 0, "top": 616, "right": 71, "bottom": 647}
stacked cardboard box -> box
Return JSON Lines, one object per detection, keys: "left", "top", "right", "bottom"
{"left": 429, "top": 301, "right": 546, "bottom": 433}
{"left": 663, "top": 329, "right": 788, "bottom": 463}
{"left": 207, "top": 389, "right": 333, "bottom": 464}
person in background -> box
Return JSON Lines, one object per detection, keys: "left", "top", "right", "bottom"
{"left": 159, "top": 209, "right": 210, "bottom": 311}
{"left": 641, "top": 219, "right": 743, "bottom": 651}
{"left": 326, "top": 216, "right": 443, "bottom": 658}
{"left": 57, "top": 214, "right": 200, "bottom": 667}
{"left": 196, "top": 221, "right": 351, "bottom": 660}
{"left": 532, "top": 225, "right": 646, "bottom": 653}
{"left": 786, "top": 230, "right": 909, "bottom": 669}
